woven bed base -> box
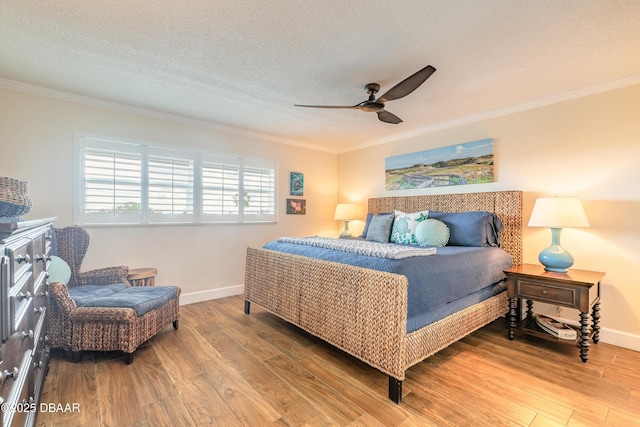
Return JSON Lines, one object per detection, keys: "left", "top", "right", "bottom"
{"left": 244, "top": 190, "right": 522, "bottom": 403}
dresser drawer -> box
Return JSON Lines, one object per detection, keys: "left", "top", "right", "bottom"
{"left": 0, "top": 350, "right": 32, "bottom": 427}
{"left": 6, "top": 238, "right": 32, "bottom": 287}
{"left": 11, "top": 297, "right": 34, "bottom": 349}
{"left": 516, "top": 280, "right": 577, "bottom": 307}
{"left": 10, "top": 272, "right": 34, "bottom": 336}
{"left": 31, "top": 232, "right": 50, "bottom": 283}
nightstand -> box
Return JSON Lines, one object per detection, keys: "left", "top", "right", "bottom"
{"left": 504, "top": 263, "right": 605, "bottom": 363}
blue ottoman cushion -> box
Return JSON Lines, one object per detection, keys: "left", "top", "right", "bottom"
{"left": 81, "top": 286, "right": 178, "bottom": 316}
{"left": 69, "top": 283, "right": 128, "bottom": 306}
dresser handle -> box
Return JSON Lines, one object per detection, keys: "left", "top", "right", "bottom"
{"left": 16, "top": 254, "right": 31, "bottom": 264}
{"left": 22, "top": 330, "right": 34, "bottom": 341}
{"left": 17, "top": 291, "right": 32, "bottom": 301}
{"left": 34, "top": 360, "right": 43, "bottom": 369}
{"left": 35, "top": 254, "right": 50, "bottom": 264}
{"left": 541, "top": 290, "right": 548, "bottom": 295}
{"left": 2, "top": 367, "right": 19, "bottom": 381}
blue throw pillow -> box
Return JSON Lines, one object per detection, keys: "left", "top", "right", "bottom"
{"left": 415, "top": 219, "right": 450, "bottom": 247}
{"left": 365, "top": 213, "right": 394, "bottom": 243}
{"left": 360, "top": 213, "right": 374, "bottom": 238}
{"left": 361, "top": 212, "right": 392, "bottom": 238}
{"left": 428, "top": 211, "right": 503, "bottom": 247}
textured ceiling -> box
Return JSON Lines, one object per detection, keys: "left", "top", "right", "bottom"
{"left": 1, "top": 1, "right": 639, "bottom": 152}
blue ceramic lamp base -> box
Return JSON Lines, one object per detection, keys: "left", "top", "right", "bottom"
{"left": 539, "top": 228, "right": 573, "bottom": 273}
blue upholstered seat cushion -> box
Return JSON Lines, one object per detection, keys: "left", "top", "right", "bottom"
{"left": 80, "top": 286, "right": 178, "bottom": 316}
{"left": 69, "top": 283, "right": 128, "bottom": 306}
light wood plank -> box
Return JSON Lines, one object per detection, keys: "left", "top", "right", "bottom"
{"left": 95, "top": 360, "right": 146, "bottom": 426}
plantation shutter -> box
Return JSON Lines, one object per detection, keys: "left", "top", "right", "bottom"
{"left": 242, "top": 158, "right": 276, "bottom": 222}
{"left": 147, "top": 147, "right": 195, "bottom": 223}
{"left": 201, "top": 155, "right": 240, "bottom": 221}
{"left": 76, "top": 136, "right": 142, "bottom": 225}
{"left": 75, "top": 133, "right": 277, "bottom": 225}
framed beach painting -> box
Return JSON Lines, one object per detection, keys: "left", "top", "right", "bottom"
{"left": 385, "top": 138, "right": 494, "bottom": 190}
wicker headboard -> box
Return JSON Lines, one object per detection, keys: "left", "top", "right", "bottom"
{"left": 368, "top": 190, "right": 523, "bottom": 266}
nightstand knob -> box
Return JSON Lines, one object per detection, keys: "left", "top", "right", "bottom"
{"left": 541, "top": 290, "right": 548, "bottom": 295}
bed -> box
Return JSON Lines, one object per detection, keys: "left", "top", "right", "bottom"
{"left": 244, "top": 190, "right": 523, "bottom": 403}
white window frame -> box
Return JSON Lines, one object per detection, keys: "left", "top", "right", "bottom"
{"left": 74, "top": 133, "right": 278, "bottom": 225}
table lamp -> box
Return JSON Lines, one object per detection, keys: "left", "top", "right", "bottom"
{"left": 334, "top": 203, "right": 358, "bottom": 238}
{"left": 528, "top": 197, "right": 590, "bottom": 272}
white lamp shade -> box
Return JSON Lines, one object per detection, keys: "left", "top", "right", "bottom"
{"left": 528, "top": 197, "right": 590, "bottom": 228}
{"left": 334, "top": 203, "right": 358, "bottom": 220}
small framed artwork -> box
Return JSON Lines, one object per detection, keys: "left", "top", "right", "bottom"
{"left": 287, "top": 198, "right": 306, "bottom": 215}
{"left": 290, "top": 172, "right": 304, "bottom": 196}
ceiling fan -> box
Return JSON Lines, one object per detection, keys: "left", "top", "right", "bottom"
{"left": 294, "top": 65, "right": 436, "bottom": 124}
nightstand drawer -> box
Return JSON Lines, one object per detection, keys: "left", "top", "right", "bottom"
{"left": 517, "top": 280, "right": 576, "bottom": 307}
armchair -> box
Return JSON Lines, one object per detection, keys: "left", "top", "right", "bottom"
{"left": 48, "top": 226, "right": 180, "bottom": 363}
{"left": 54, "top": 226, "right": 130, "bottom": 287}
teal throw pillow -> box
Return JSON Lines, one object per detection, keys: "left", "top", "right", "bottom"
{"left": 415, "top": 218, "right": 450, "bottom": 248}
{"left": 48, "top": 255, "right": 72, "bottom": 285}
{"left": 390, "top": 210, "right": 429, "bottom": 245}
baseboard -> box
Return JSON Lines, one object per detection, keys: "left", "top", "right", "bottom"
{"left": 599, "top": 327, "right": 640, "bottom": 352}
{"left": 180, "top": 284, "right": 244, "bottom": 305}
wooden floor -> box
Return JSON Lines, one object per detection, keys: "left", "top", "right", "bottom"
{"left": 37, "top": 295, "right": 640, "bottom": 427}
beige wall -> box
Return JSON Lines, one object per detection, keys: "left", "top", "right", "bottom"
{"left": 338, "top": 84, "right": 640, "bottom": 350}
{"left": 0, "top": 87, "right": 338, "bottom": 303}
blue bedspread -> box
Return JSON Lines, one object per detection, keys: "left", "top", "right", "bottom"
{"left": 263, "top": 241, "right": 512, "bottom": 331}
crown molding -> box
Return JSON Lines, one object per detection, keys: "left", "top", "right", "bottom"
{"left": 0, "top": 77, "right": 336, "bottom": 154}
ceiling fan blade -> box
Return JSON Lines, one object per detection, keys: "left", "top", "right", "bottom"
{"left": 376, "top": 65, "right": 436, "bottom": 103}
{"left": 294, "top": 104, "right": 356, "bottom": 109}
{"left": 376, "top": 109, "right": 402, "bottom": 124}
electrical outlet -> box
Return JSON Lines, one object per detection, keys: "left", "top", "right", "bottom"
{"left": 555, "top": 306, "right": 563, "bottom": 317}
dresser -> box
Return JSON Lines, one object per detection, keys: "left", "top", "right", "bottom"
{"left": 0, "top": 218, "right": 54, "bottom": 427}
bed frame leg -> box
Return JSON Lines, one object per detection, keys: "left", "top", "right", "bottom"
{"left": 244, "top": 300, "right": 251, "bottom": 314}
{"left": 389, "top": 376, "right": 402, "bottom": 404}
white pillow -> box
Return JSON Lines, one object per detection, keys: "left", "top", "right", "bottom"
{"left": 415, "top": 219, "right": 450, "bottom": 248}
{"left": 390, "top": 210, "right": 429, "bottom": 245}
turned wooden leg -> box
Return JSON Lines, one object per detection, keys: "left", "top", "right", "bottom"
{"left": 508, "top": 297, "right": 518, "bottom": 340}
{"left": 526, "top": 299, "right": 534, "bottom": 319}
{"left": 591, "top": 302, "right": 601, "bottom": 344}
{"left": 579, "top": 312, "right": 590, "bottom": 363}
{"left": 244, "top": 300, "right": 251, "bottom": 314}
{"left": 389, "top": 377, "right": 402, "bottom": 404}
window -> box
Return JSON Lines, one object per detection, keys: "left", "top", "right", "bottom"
{"left": 75, "top": 134, "right": 277, "bottom": 225}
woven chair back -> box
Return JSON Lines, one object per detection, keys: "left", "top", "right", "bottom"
{"left": 54, "top": 226, "right": 91, "bottom": 286}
